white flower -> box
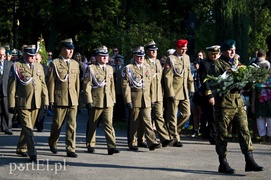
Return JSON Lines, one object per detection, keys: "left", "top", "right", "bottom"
{"left": 221, "top": 71, "right": 229, "bottom": 79}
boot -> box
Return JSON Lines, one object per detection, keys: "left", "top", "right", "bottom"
{"left": 218, "top": 156, "right": 235, "bottom": 174}
{"left": 245, "top": 151, "right": 264, "bottom": 172}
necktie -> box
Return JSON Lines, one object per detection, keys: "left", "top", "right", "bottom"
{"left": 0, "top": 61, "right": 3, "bottom": 75}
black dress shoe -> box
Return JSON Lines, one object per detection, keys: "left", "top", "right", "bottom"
{"left": 138, "top": 142, "right": 148, "bottom": 148}
{"left": 29, "top": 155, "right": 37, "bottom": 163}
{"left": 67, "top": 152, "right": 78, "bottom": 158}
{"left": 149, "top": 143, "right": 161, "bottom": 151}
{"left": 50, "top": 146, "right": 58, "bottom": 154}
{"left": 162, "top": 139, "right": 173, "bottom": 147}
{"left": 5, "top": 129, "right": 13, "bottom": 135}
{"left": 209, "top": 139, "right": 216, "bottom": 145}
{"left": 173, "top": 141, "right": 183, "bottom": 147}
{"left": 129, "top": 146, "right": 139, "bottom": 151}
{"left": 108, "top": 148, "right": 120, "bottom": 155}
{"left": 16, "top": 151, "right": 28, "bottom": 157}
{"left": 87, "top": 146, "right": 95, "bottom": 153}
{"left": 37, "top": 128, "right": 44, "bottom": 132}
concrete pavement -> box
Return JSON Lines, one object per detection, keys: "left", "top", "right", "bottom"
{"left": 0, "top": 110, "right": 271, "bottom": 180}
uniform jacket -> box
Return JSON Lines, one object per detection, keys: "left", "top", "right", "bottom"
{"left": 122, "top": 62, "right": 152, "bottom": 108}
{"left": 8, "top": 59, "right": 49, "bottom": 109}
{"left": 83, "top": 64, "right": 115, "bottom": 108}
{"left": 215, "top": 55, "right": 244, "bottom": 108}
{"left": 114, "top": 65, "right": 125, "bottom": 95}
{"left": 163, "top": 53, "right": 194, "bottom": 100}
{"left": 145, "top": 58, "right": 163, "bottom": 102}
{"left": 1, "top": 60, "right": 13, "bottom": 97}
{"left": 198, "top": 58, "right": 222, "bottom": 99}
{"left": 47, "top": 58, "right": 80, "bottom": 106}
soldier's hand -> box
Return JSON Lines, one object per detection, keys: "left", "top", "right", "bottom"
{"left": 49, "top": 103, "right": 54, "bottom": 112}
{"left": 151, "top": 102, "right": 155, "bottom": 108}
{"left": 168, "top": 96, "right": 175, "bottom": 102}
{"left": 209, "top": 97, "right": 215, "bottom": 106}
{"left": 8, "top": 107, "right": 16, "bottom": 114}
{"left": 126, "top": 102, "right": 133, "bottom": 110}
{"left": 86, "top": 103, "right": 94, "bottom": 110}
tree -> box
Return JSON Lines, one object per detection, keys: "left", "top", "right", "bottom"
{"left": 213, "top": 0, "right": 250, "bottom": 63}
{"left": 37, "top": 35, "right": 48, "bottom": 65}
{"left": 0, "top": 0, "right": 270, "bottom": 63}
{"left": 248, "top": 0, "right": 271, "bottom": 58}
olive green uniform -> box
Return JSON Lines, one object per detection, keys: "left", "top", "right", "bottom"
{"left": 122, "top": 62, "right": 158, "bottom": 147}
{"left": 214, "top": 56, "right": 253, "bottom": 156}
{"left": 83, "top": 64, "right": 117, "bottom": 149}
{"left": 163, "top": 53, "right": 194, "bottom": 141}
{"left": 8, "top": 59, "right": 48, "bottom": 157}
{"left": 145, "top": 57, "right": 170, "bottom": 143}
{"left": 47, "top": 58, "right": 80, "bottom": 153}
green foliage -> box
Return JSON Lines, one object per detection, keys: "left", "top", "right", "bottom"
{"left": 213, "top": 0, "right": 250, "bottom": 63}
{"left": 192, "top": 0, "right": 216, "bottom": 52}
{"left": 248, "top": 0, "right": 271, "bottom": 57}
{"left": 0, "top": 0, "right": 270, "bottom": 63}
{"left": 37, "top": 35, "right": 48, "bottom": 65}
{"left": 205, "top": 65, "right": 270, "bottom": 96}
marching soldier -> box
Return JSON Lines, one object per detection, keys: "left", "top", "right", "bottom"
{"left": 198, "top": 45, "right": 220, "bottom": 145}
{"left": 213, "top": 39, "right": 263, "bottom": 174}
{"left": 47, "top": 38, "right": 80, "bottom": 158}
{"left": 122, "top": 46, "right": 161, "bottom": 151}
{"left": 144, "top": 40, "right": 172, "bottom": 147}
{"left": 163, "top": 39, "right": 194, "bottom": 147}
{"left": 8, "top": 45, "right": 48, "bottom": 162}
{"left": 83, "top": 46, "right": 120, "bottom": 155}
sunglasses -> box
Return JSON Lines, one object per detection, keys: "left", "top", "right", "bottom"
{"left": 48, "top": 54, "right": 52, "bottom": 56}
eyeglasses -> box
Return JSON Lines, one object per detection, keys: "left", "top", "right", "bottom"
{"left": 48, "top": 54, "right": 52, "bottom": 56}
{"left": 113, "top": 50, "right": 118, "bottom": 52}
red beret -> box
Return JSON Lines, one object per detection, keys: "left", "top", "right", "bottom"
{"left": 176, "top": 39, "right": 188, "bottom": 48}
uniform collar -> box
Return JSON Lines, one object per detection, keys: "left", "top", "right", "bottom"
{"left": 98, "top": 63, "right": 106, "bottom": 69}
{"left": 135, "top": 62, "right": 143, "bottom": 68}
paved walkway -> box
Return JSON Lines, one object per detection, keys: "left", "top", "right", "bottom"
{"left": 0, "top": 110, "right": 270, "bottom": 180}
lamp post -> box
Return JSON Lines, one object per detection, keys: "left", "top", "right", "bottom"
{"left": 12, "top": 0, "right": 19, "bottom": 49}
{"left": 187, "top": 12, "right": 195, "bottom": 60}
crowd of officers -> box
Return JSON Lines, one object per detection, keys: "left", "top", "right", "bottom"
{"left": 0, "top": 37, "right": 265, "bottom": 174}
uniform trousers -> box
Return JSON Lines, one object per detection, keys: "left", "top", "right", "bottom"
{"left": 215, "top": 106, "right": 253, "bottom": 156}
{"left": 166, "top": 98, "right": 191, "bottom": 141}
{"left": 16, "top": 109, "right": 39, "bottom": 157}
{"left": 35, "top": 105, "right": 47, "bottom": 131}
{"left": 151, "top": 101, "right": 170, "bottom": 142}
{"left": 49, "top": 105, "right": 77, "bottom": 153}
{"left": 86, "top": 107, "right": 116, "bottom": 149}
{"left": 200, "top": 98, "right": 216, "bottom": 140}
{"left": 129, "top": 107, "right": 157, "bottom": 147}
{"left": 0, "top": 96, "right": 12, "bottom": 131}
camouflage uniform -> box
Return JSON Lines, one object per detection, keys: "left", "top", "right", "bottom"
{"left": 214, "top": 56, "right": 253, "bottom": 156}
